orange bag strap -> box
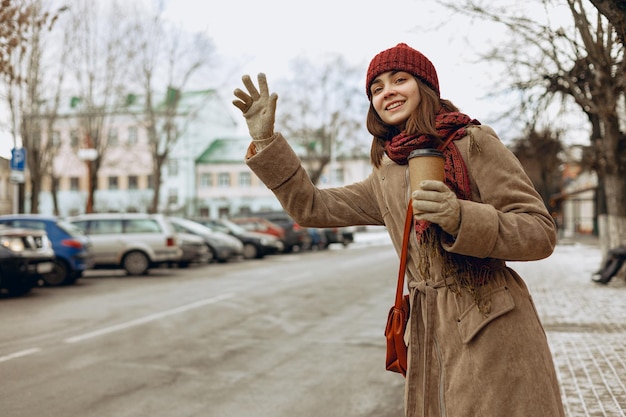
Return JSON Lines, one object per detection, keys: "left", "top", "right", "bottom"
{"left": 394, "top": 201, "right": 414, "bottom": 307}
{"left": 394, "top": 131, "right": 454, "bottom": 307}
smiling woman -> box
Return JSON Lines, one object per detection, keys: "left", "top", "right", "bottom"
{"left": 232, "top": 38, "right": 565, "bottom": 416}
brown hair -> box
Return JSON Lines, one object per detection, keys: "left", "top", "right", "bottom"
{"left": 367, "top": 78, "right": 459, "bottom": 168}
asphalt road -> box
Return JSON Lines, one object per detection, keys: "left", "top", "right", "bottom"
{"left": 0, "top": 241, "right": 405, "bottom": 417}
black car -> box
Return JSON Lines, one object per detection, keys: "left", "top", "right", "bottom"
{"left": 0, "top": 215, "right": 93, "bottom": 286}
{"left": 0, "top": 225, "right": 55, "bottom": 296}
{"left": 191, "top": 217, "right": 283, "bottom": 259}
{"left": 239, "top": 211, "right": 310, "bottom": 253}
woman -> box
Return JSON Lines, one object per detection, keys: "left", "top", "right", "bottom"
{"left": 233, "top": 43, "right": 565, "bottom": 417}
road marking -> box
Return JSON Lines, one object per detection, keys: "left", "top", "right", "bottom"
{"left": 0, "top": 347, "right": 41, "bottom": 363}
{"left": 64, "top": 293, "right": 235, "bottom": 344}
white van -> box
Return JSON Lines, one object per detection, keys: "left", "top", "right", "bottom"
{"left": 66, "top": 213, "right": 181, "bottom": 275}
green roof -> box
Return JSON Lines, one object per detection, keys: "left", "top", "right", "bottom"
{"left": 196, "top": 137, "right": 251, "bottom": 163}
{"left": 196, "top": 136, "right": 308, "bottom": 164}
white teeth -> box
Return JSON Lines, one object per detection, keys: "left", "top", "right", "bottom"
{"left": 386, "top": 102, "right": 403, "bottom": 110}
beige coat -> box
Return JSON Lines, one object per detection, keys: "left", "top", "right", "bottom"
{"left": 246, "top": 125, "right": 565, "bottom": 417}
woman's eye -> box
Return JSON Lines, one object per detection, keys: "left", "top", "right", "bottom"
{"left": 371, "top": 86, "right": 382, "bottom": 95}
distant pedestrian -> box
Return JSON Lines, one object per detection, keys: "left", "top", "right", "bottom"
{"left": 232, "top": 43, "right": 565, "bottom": 416}
{"left": 592, "top": 245, "right": 626, "bottom": 284}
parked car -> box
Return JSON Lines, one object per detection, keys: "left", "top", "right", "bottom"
{"left": 175, "top": 232, "right": 211, "bottom": 268}
{"left": 321, "top": 227, "right": 355, "bottom": 248}
{"left": 236, "top": 211, "right": 309, "bottom": 253}
{"left": 0, "top": 225, "right": 55, "bottom": 296}
{"left": 168, "top": 217, "right": 243, "bottom": 263}
{"left": 0, "top": 214, "right": 93, "bottom": 286}
{"left": 191, "top": 217, "right": 283, "bottom": 259}
{"left": 229, "top": 217, "right": 286, "bottom": 241}
{"left": 66, "top": 213, "right": 181, "bottom": 276}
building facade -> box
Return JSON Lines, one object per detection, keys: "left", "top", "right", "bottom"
{"left": 18, "top": 90, "right": 371, "bottom": 218}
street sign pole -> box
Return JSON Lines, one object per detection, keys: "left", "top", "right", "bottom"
{"left": 10, "top": 147, "right": 26, "bottom": 214}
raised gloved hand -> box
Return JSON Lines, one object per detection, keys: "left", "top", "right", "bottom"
{"left": 232, "top": 73, "right": 278, "bottom": 151}
{"left": 412, "top": 180, "right": 461, "bottom": 236}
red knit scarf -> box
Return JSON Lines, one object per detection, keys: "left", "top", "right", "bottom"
{"left": 384, "top": 111, "right": 480, "bottom": 236}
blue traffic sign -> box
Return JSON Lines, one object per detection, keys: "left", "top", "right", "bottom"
{"left": 10, "top": 148, "right": 26, "bottom": 171}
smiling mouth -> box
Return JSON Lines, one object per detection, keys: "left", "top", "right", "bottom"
{"left": 386, "top": 101, "right": 404, "bottom": 111}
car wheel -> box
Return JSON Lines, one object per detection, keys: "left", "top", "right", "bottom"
{"left": 41, "top": 259, "right": 69, "bottom": 286}
{"left": 243, "top": 243, "right": 260, "bottom": 259}
{"left": 122, "top": 251, "right": 150, "bottom": 275}
{"left": 205, "top": 244, "right": 216, "bottom": 263}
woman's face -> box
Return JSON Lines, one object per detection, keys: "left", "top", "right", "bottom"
{"left": 370, "top": 71, "right": 421, "bottom": 128}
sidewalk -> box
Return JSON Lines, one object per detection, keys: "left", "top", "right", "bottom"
{"left": 511, "top": 238, "right": 626, "bottom": 417}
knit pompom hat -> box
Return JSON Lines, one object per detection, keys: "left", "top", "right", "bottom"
{"left": 365, "top": 43, "right": 440, "bottom": 99}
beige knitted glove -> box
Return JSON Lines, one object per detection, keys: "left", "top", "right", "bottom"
{"left": 412, "top": 180, "right": 461, "bottom": 236}
{"left": 232, "top": 73, "right": 278, "bottom": 151}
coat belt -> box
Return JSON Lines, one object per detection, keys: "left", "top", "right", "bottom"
{"left": 406, "top": 278, "right": 454, "bottom": 417}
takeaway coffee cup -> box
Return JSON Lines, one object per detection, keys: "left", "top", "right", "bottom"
{"left": 408, "top": 148, "right": 445, "bottom": 195}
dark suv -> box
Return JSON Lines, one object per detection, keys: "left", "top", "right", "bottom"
{"left": 0, "top": 215, "right": 93, "bottom": 286}
{"left": 0, "top": 225, "right": 55, "bottom": 296}
{"left": 239, "top": 211, "right": 310, "bottom": 253}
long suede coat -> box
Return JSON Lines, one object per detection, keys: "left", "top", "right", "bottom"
{"left": 246, "top": 125, "right": 565, "bottom": 417}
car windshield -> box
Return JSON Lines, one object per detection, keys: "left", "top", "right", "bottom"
{"left": 220, "top": 219, "right": 247, "bottom": 234}
{"left": 172, "top": 218, "right": 215, "bottom": 234}
{"left": 57, "top": 220, "right": 86, "bottom": 236}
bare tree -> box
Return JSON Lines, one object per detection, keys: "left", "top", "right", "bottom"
{"left": 589, "top": 0, "right": 626, "bottom": 43}
{"left": 437, "top": 0, "right": 625, "bottom": 252}
{"left": 276, "top": 55, "right": 369, "bottom": 185}
{"left": 511, "top": 127, "right": 564, "bottom": 209}
{"left": 0, "top": 0, "right": 61, "bottom": 82}
{"left": 126, "top": 2, "right": 215, "bottom": 213}
{"left": 64, "top": 0, "right": 135, "bottom": 213}
{"left": 1, "top": 0, "right": 65, "bottom": 213}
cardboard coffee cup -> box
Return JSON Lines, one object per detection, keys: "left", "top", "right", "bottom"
{"left": 408, "top": 149, "right": 445, "bottom": 195}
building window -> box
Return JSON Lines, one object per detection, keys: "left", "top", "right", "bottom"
{"left": 108, "top": 128, "right": 118, "bottom": 146}
{"left": 70, "top": 129, "right": 80, "bottom": 148}
{"left": 108, "top": 176, "right": 119, "bottom": 190}
{"left": 168, "top": 188, "right": 178, "bottom": 205}
{"left": 70, "top": 177, "right": 80, "bottom": 191}
{"left": 128, "top": 126, "right": 138, "bottom": 145}
{"left": 128, "top": 175, "right": 138, "bottom": 190}
{"left": 218, "top": 173, "right": 230, "bottom": 187}
{"left": 238, "top": 172, "right": 251, "bottom": 187}
{"left": 168, "top": 159, "right": 178, "bottom": 176}
{"left": 147, "top": 175, "right": 154, "bottom": 189}
{"left": 200, "top": 173, "right": 212, "bottom": 188}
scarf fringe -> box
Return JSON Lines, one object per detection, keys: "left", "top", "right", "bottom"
{"left": 416, "top": 227, "right": 492, "bottom": 315}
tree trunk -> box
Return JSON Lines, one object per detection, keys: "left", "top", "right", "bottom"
{"left": 598, "top": 109, "right": 626, "bottom": 252}
{"left": 149, "top": 164, "right": 162, "bottom": 214}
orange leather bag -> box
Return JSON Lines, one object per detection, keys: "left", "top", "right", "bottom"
{"left": 384, "top": 202, "right": 413, "bottom": 376}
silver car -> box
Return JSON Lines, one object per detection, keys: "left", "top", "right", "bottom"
{"left": 67, "top": 213, "right": 182, "bottom": 275}
{"left": 168, "top": 217, "right": 243, "bottom": 263}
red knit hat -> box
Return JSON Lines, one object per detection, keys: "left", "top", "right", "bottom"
{"left": 366, "top": 43, "right": 440, "bottom": 99}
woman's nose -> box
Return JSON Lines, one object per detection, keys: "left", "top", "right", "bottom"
{"left": 382, "top": 85, "right": 396, "bottom": 98}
